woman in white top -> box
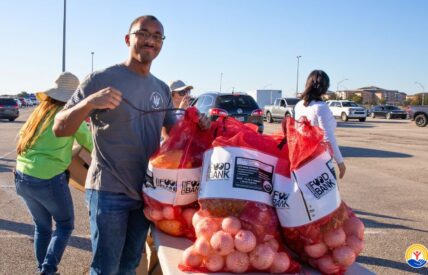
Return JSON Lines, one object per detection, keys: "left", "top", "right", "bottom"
{"left": 294, "top": 70, "right": 346, "bottom": 179}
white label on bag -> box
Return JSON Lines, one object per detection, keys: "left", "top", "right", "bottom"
{"left": 143, "top": 163, "right": 201, "bottom": 206}
{"left": 199, "top": 146, "right": 278, "bottom": 206}
{"left": 273, "top": 150, "right": 341, "bottom": 227}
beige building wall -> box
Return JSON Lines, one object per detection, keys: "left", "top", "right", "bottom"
{"left": 336, "top": 87, "right": 407, "bottom": 105}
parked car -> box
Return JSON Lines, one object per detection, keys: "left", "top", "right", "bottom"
{"left": 326, "top": 100, "right": 367, "bottom": 121}
{"left": 24, "top": 98, "right": 34, "bottom": 106}
{"left": 406, "top": 105, "right": 428, "bottom": 127}
{"left": 28, "top": 94, "right": 39, "bottom": 106}
{"left": 0, "top": 97, "right": 20, "bottom": 121}
{"left": 370, "top": 105, "right": 407, "bottom": 119}
{"left": 263, "top": 97, "right": 299, "bottom": 123}
{"left": 18, "top": 97, "right": 29, "bottom": 107}
{"left": 191, "top": 92, "right": 264, "bottom": 133}
{"left": 14, "top": 98, "right": 22, "bottom": 108}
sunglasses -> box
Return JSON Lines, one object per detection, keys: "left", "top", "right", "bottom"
{"left": 174, "top": 89, "right": 191, "bottom": 96}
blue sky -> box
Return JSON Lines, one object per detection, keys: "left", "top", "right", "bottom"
{"left": 1, "top": 0, "right": 427, "bottom": 97}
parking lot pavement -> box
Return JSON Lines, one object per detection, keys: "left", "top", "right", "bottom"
{"left": 1, "top": 114, "right": 427, "bottom": 274}
{"left": 0, "top": 108, "right": 91, "bottom": 275}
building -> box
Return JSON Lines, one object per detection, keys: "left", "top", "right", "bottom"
{"left": 336, "top": 86, "right": 407, "bottom": 105}
{"left": 248, "top": 89, "right": 282, "bottom": 109}
{"left": 407, "top": 93, "right": 428, "bottom": 105}
{"left": 323, "top": 91, "right": 337, "bottom": 100}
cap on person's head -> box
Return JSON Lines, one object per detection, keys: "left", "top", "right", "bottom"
{"left": 169, "top": 80, "right": 193, "bottom": 92}
{"left": 36, "top": 72, "right": 79, "bottom": 103}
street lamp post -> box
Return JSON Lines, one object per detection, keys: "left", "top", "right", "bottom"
{"left": 415, "top": 81, "right": 425, "bottom": 105}
{"left": 336, "top": 78, "right": 349, "bottom": 99}
{"left": 62, "top": 0, "right": 66, "bottom": 72}
{"left": 296, "top": 56, "right": 302, "bottom": 97}
{"left": 91, "top": 52, "right": 94, "bottom": 72}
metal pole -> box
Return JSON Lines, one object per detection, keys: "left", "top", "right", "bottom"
{"left": 62, "top": 0, "right": 66, "bottom": 72}
{"left": 296, "top": 56, "right": 301, "bottom": 97}
{"left": 91, "top": 52, "right": 94, "bottom": 72}
{"left": 336, "top": 78, "right": 349, "bottom": 100}
{"left": 415, "top": 81, "right": 425, "bottom": 105}
{"left": 336, "top": 78, "right": 349, "bottom": 92}
{"left": 220, "top": 72, "right": 223, "bottom": 92}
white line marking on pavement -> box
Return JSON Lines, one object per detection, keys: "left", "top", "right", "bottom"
{"left": 364, "top": 229, "right": 385, "bottom": 234}
{"left": 0, "top": 235, "right": 32, "bottom": 239}
{"left": 0, "top": 150, "right": 15, "bottom": 160}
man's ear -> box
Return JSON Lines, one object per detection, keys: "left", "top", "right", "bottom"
{"left": 125, "top": 34, "right": 130, "bottom": 46}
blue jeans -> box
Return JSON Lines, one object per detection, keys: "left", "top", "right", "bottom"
{"left": 15, "top": 170, "right": 74, "bottom": 275}
{"left": 85, "top": 190, "right": 151, "bottom": 275}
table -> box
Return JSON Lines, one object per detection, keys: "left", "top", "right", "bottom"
{"left": 151, "top": 227, "right": 375, "bottom": 275}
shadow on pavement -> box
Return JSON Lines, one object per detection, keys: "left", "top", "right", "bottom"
{"left": 354, "top": 209, "right": 415, "bottom": 222}
{"left": 337, "top": 122, "right": 374, "bottom": 128}
{"left": 0, "top": 158, "right": 16, "bottom": 162}
{"left": 365, "top": 120, "right": 410, "bottom": 124}
{"left": 0, "top": 165, "right": 14, "bottom": 173}
{"left": 340, "top": 146, "right": 412, "bottom": 158}
{"left": 359, "top": 217, "right": 428, "bottom": 233}
{"left": 0, "top": 159, "right": 16, "bottom": 173}
{"left": 357, "top": 256, "right": 425, "bottom": 274}
{"left": 0, "top": 120, "right": 25, "bottom": 124}
{"left": 0, "top": 219, "right": 91, "bottom": 251}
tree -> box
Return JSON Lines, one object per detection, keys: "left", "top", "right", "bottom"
{"left": 379, "top": 98, "right": 386, "bottom": 105}
{"left": 17, "top": 91, "right": 29, "bottom": 98}
{"left": 403, "top": 99, "right": 412, "bottom": 106}
{"left": 351, "top": 94, "right": 363, "bottom": 104}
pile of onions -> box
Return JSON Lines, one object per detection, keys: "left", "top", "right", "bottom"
{"left": 302, "top": 216, "right": 365, "bottom": 274}
{"left": 181, "top": 215, "right": 293, "bottom": 273}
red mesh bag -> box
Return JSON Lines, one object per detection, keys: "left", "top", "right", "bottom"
{"left": 273, "top": 117, "right": 365, "bottom": 274}
{"left": 179, "top": 118, "right": 300, "bottom": 273}
{"left": 142, "top": 107, "right": 215, "bottom": 239}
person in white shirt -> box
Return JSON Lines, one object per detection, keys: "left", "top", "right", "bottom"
{"left": 294, "top": 70, "right": 346, "bottom": 179}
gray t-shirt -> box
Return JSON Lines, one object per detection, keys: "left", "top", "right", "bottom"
{"left": 64, "top": 64, "right": 176, "bottom": 201}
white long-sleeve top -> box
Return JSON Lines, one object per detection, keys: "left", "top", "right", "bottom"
{"left": 294, "top": 100, "right": 344, "bottom": 164}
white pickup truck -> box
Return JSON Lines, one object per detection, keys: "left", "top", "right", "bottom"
{"left": 264, "top": 97, "right": 300, "bottom": 123}
{"left": 327, "top": 100, "right": 367, "bottom": 121}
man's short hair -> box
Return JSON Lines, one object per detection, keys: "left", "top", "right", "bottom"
{"left": 128, "top": 15, "right": 161, "bottom": 33}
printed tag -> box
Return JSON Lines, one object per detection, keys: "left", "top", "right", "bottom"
{"left": 274, "top": 150, "right": 341, "bottom": 227}
{"left": 200, "top": 146, "right": 277, "bottom": 206}
{"left": 143, "top": 163, "right": 201, "bottom": 206}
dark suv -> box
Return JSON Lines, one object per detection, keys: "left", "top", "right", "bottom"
{"left": 0, "top": 98, "right": 19, "bottom": 121}
{"left": 191, "top": 92, "right": 264, "bottom": 133}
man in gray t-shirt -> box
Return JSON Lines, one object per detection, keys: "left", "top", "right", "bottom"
{"left": 65, "top": 64, "right": 176, "bottom": 201}
{"left": 53, "top": 15, "right": 209, "bottom": 275}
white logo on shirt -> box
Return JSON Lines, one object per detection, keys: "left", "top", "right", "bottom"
{"left": 150, "top": 92, "right": 163, "bottom": 109}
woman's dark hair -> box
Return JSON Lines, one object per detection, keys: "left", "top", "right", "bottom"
{"left": 301, "top": 70, "right": 330, "bottom": 106}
